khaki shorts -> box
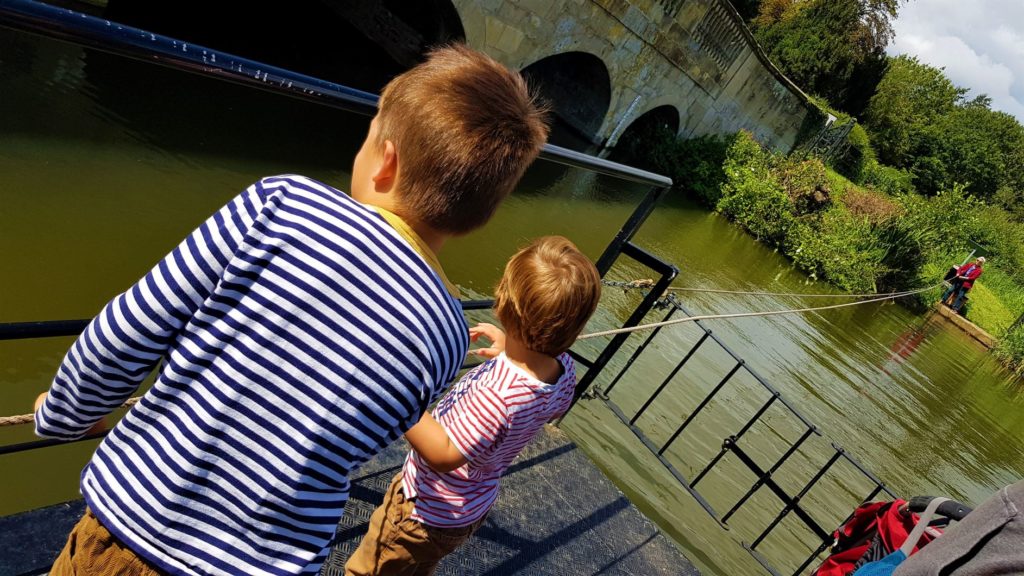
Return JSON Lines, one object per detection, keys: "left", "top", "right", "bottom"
{"left": 50, "top": 508, "right": 163, "bottom": 576}
{"left": 344, "top": 473, "right": 485, "bottom": 576}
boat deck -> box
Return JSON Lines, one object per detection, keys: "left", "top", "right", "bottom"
{"left": 2, "top": 426, "right": 698, "bottom": 576}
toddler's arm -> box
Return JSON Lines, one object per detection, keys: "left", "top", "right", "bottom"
{"left": 405, "top": 413, "right": 468, "bottom": 473}
{"left": 405, "top": 323, "right": 507, "bottom": 472}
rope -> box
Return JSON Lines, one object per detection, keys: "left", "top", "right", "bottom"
{"left": 602, "top": 278, "right": 937, "bottom": 299}
{"left": 0, "top": 396, "right": 140, "bottom": 427}
{"left": 578, "top": 282, "right": 942, "bottom": 340}
{"left": 0, "top": 281, "right": 942, "bottom": 427}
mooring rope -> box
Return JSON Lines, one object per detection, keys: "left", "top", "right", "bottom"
{"left": 578, "top": 282, "right": 942, "bottom": 340}
{"left": 602, "top": 278, "right": 937, "bottom": 299}
{"left": 0, "top": 396, "right": 140, "bottom": 428}
{"left": 0, "top": 281, "right": 942, "bottom": 427}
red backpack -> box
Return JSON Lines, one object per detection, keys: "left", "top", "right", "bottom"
{"left": 814, "top": 500, "right": 940, "bottom": 576}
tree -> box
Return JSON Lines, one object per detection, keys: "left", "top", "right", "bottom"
{"left": 864, "top": 55, "right": 966, "bottom": 168}
{"left": 753, "top": 0, "right": 899, "bottom": 113}
{"left": 925, "top": 103, "right": 1024, "bottom": 199}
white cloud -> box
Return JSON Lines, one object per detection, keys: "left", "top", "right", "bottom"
{"left": 889, "top": 0, "right": 1024, "bottom": 121}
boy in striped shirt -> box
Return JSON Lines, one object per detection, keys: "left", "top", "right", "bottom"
{"left": 345, "top": 236, "right": 601, "bottom": 575}
{"left": 34, "top": 45, "right": 548, "bottom": 576}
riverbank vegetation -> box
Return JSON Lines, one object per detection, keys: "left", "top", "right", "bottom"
{"left": 614, "top": 0, "right": 1024, "bottom": 375}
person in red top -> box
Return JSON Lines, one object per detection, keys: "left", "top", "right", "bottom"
{"left": 942, "top": 256, "right": 985, "bottom": 312}
{"left": 344, "top": 236, "right": 602, "bottom": 575}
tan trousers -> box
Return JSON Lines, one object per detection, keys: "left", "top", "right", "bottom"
{"left": 50, "top": 508, "right": 163, "bottom": 576}
{"left": 344, "top": 474, "right": 485, "bottom": 576}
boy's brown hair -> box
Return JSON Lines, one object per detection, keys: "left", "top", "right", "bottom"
{"left": 494, "top": 236, "right": 601, "bottom": 357}
{"left": 376, "top": 44, "right": 549, "bottom": 235}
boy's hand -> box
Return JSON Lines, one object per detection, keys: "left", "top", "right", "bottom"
{"left": 468, "top": 323, "right": 505, "bottom": 358}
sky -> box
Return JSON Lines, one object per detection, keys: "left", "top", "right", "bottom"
{"left": 888, "top": 0, "right": 1024, "bottom": 121}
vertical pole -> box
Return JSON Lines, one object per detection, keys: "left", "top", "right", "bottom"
{"left": 602, "top": 306, "right": 679, "bottom": 396}
{"left": 571, "top": 261, "right": 677, "bottom": 405}
{"left": 659, "top": 361, "right": 743, "bottom": 455}
{"left": 630, "top": 331, "right": 711, "bottom": 423}
{"left": 594, "top": 185, "right": 669, "bottom": 276}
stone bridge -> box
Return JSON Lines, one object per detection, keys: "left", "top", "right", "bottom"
{"left": 455, "top": 0, "right": 812, "bottom": 152}
{"left": 103, "top": 0, "right": 814, "bottom": 153}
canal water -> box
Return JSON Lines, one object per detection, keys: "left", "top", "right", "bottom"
{"left": 3, "top": 28, "right": 1023, "bottom": 575}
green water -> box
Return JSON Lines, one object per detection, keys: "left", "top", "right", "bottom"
{"left": 3, "top": 29, "right": 1023, "bottom": 575}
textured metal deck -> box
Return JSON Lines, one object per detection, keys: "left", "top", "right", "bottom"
{"left": 2, "top": 426, "right": 698, "bottom": 576}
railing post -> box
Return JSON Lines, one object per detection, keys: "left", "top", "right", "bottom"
{"left": 593, "top": 185, "right": 670, "bottom": 276}
{"left": 602, "top": 306, "right": 679, "bottom": 396}
{"left": 630, "top": 331, "right": 711, "bottom": 423}
{"left": 659, "top": 360, "right": 743, "bottom": 455}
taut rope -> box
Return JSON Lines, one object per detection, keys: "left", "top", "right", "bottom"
{"left": 0, "top": 281, "right": 942, "bottom": 426}
{"left": 1, "top": 396, "right": 140, "bottom": 427}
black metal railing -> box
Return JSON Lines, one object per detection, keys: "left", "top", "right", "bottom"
{"left": 577, "top": 284, "right": 899, "bottom": 574}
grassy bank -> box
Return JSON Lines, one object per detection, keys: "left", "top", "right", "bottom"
{"left": 615, "top": 128, "right": 1024, "bottom": 376}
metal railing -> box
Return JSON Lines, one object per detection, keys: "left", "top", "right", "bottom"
{"left": 576, "top": 284, "right": 898, "bottom": 575}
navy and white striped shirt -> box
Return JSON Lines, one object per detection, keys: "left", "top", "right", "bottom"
{"left": 35, "top": 175, "right": 469, "bottom": 575}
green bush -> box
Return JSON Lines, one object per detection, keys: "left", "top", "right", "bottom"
{"left": 995, "top": 325, "right": 1024, "bottom": 377}
{"left": 611, "top": 126, "right": 731, "bottom": 207}
{"left": 873, "top": 215, "right": 936, "bottom": 292}
{"left": 861, "top": 160, "right": 915, "bottom": 195}
{"left": 972, "top": 206, "right": 1024, "bottom": 284}
{"left": 786, "top": 208, "right": 885, "bottom": 292}
{"left": 897, "top": 184, "right": 981, "bottom": 254}
{"left": 833, "top": 122, "right": 875, "bottom": 182}
{"left": 717, "top": 131, "right": 795, "bottom": 245}
{"left": 778, "top": 157, "right": 832, "bottom": 215}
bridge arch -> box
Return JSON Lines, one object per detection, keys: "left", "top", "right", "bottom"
{"left": 610, "top": 104, "right": 681, "bottom": 151}
{"left": 520, "top": 52, "right": 612, "bottom": 151}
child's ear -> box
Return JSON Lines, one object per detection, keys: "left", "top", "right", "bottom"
{"left": 372, "top": 140, "right": 398, "bottom": 190}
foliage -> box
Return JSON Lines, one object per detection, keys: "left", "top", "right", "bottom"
{"left": 732, "top": 0, "right": 764, "bottom": 21}
{"left": 674, "top": 135, "right": 733, "bottom": 206}
{"left": 972, "top": 206, "right": 1024, "bottom": 285}
{"left": 798, "top": 97, "right": 874, "bottom": 181}
{"left": 865, "top": 55, "right": 967, "bottom": 168}
{"left": 840, "top": 186, "right": 901, "bottom": 223}
{"left": 860, "top": 159, "right": 913, "bottom": 196}
{"left": 717, "top": 131, "right": 794, "bottom": 245}
{"left": 911, "top": 102, "right": 1024, "bottom": 199}
{"left": 895, "top": 184, "right": 981, "bottom": 255}
{"left": 995, "top": 325, "right": 1024, "bottom": 377}
{"left": 777, "top": 157, "right": 831, "bottom": 215}
{"left": 836, "top": 122, "right": 875, "bottom": 181}
{"left": 786, "top": 208, "right": 887, "bottom": 292}
{"left": 753, "top": 0, "right": 896, "bottom": 113}
{"left": 611, "top": 124, "right": 730, "bottom": 207}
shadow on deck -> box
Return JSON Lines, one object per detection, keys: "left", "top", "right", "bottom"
{"left": 1, "top": 426, "right": 697, "bottom": 576}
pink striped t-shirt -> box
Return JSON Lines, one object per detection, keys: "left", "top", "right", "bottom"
{"left": 402, "top": 352, "right": 576, "bottom": 527}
